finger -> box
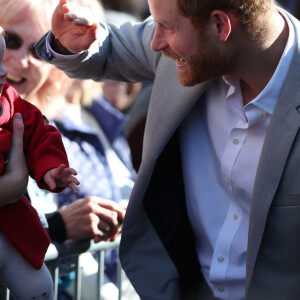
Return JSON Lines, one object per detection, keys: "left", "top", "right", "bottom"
{"left": 108, "top": 204, "right": 125, "bottom": 223}
{"left": 56, "top": 164, "right": 67, "bottom": 173}
{"left": 98, "top": 220, "right": 112, "bottom": 232}
{"left": 93, "top": 232, "right": 111, "bottom": 243}
{"left": 48, "top": 181, "right": 57, "bottom": 191}
{"left": 7, "top": 114, "right": 27, "bottom": 173}
{"left": 68, "top": 176, "right": 80, "bottom": 186}
{"left": 100, "top": 210, "right": 119, "bottom": 227}
{"left": 91, "top": 197, "right": 126, "bottom": 213}
{"left": 74, "top": 18, "right": 88, "bottom": 26}
{"left": 68, "top": 182, "right": 78, "bottom": 194}
{"left": 44, "top": 175, "right": 57, "bottom": 191}
{"left": 60, "top": 0, "right": 68, "bottom": 9}
{"left": 91, "top": 215, "right": 110, "bottom": 242}
{"left": 65, "top": 173, "right": 80, "bottom": 187}
{"left": 79, "top": 198, "right": 123, "bottom": 227}
{"left": 109, "top": 224, "right": 122, "bottom": 240}
{"left": 65, "top": 167, "right": 77, "bottom": 176}
{"left": 11, "top": 113, "right": 24, "bottom": 151}
{"left": 64, "top": 12, "right": 76, "bottom": 21}
{"left": 93, "top": 236, "right": 101, "bottom": 243}
{"left": 90, "top": 198, "right": 125, "bottom": 224}
{"left": 60, "top": 0, "right": 69, "bottom": 15}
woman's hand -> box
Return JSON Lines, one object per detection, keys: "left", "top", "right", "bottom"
{"left": 0, "top": 113, "right": 29, "bottom": 206}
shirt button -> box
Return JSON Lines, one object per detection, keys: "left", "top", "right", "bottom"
{"left": 231, "top": 213, "right": 238, "bottom": 220}
{"left": 218, "top": 286, "right": 224, "bottom": 292}
{"left": 232, "top": 138, "right": 239, "bottom": 145}
{"left": 217, "top": 256, "right": 224, "bottom": 263}
{"left": 224, "top": 177, "right": 230, "bottom": 186}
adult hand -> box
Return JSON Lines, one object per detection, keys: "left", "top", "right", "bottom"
{"left": 51, "top": 0, "right": 99, "bottom": 53}
{"left": 0, "top": 113, "right": 29, "bottom": 206}
{"left": 59, "top": 196, "right": 126, "bottom": 243}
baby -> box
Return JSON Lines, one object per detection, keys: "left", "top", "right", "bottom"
{"left": 0, "top": 26, "right": 79, "bottom": 299}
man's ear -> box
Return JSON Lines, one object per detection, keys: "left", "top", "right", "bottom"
{"left": 210, "top": 10, "right": 231, "bottom": 42}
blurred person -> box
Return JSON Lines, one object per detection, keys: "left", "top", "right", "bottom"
{"left": 101, "top": 0, "right": 150, "bottom": 21}
{"left": 0, "top": 25, "right": 79, "bottom": 299}
{"left": 57, "top": 77, "right": 138, "bottom": 300}
{"left": 103, "top": 80, "right": 152, "bottom": 171}
{"left": 101, "top": 0, "right": 142, "bottom": 21}
{"left": 102, "top": 10, "right": 153, "bottom": 171}
{"left": 102, "top": 80, "right": 142, "bottom": 112}
{"left": 36, "top": 0, "right": 300, "bottom": 299}
{"left": 130, "top": 0, "right": 150, "bottom": 20}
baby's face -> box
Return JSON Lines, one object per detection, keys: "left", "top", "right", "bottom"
{"left": 0, "top": 33, "right": 7, "bottom": 97}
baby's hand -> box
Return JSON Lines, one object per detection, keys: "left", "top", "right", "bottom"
{"left": 44, "top": 164, "right": 80, "bottom": 194}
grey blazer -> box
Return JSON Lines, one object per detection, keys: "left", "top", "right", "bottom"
{"left": 35, "top": 10, "right": 300, "bottom": 300}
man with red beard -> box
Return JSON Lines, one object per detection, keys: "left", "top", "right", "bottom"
{"left": 35, "top": 0, "right": 300, "bottom": 299}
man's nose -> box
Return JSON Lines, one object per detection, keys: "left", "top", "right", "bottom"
{"left": 151, "top": 25, "right": 168, "bottom": 52}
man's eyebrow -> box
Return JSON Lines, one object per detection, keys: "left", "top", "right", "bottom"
{"left": 155, "top": 19, "right": 178, "bottom": 29}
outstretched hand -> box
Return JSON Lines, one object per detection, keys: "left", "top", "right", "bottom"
{"left": 51, "top": 0, "right": 99, "bottom": 53}
{"left": 44, "top": 164, "right": 79, "bottom": 194}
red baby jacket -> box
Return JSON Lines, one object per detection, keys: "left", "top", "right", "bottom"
{"left": 0, "top": 83, "right": 69, "bottom": 269}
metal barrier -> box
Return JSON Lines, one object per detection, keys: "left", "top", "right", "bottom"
{"left": 4, "top": 237, "right": 124, "bottom": 300}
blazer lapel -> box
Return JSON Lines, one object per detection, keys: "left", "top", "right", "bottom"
{"left": 246, "top": 13, "right": 300, "bottom": 292}
{"left": 120, "top": 59, "right": 211, "bottom": 300}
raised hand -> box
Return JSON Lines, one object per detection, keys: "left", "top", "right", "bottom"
{"left": 44, "top": 163, "right": 79, "bottom": 194}
{"left": 51, "top": 0, "right": 99, "bottom": 53}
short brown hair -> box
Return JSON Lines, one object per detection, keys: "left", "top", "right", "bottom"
{"left": 176, "top": 0, "right": 274, "bottom": 40}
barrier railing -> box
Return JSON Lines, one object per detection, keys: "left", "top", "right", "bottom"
{"left": 3, "top": 237, "right": 124, "bottom": 300}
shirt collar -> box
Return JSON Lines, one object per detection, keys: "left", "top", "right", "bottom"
{"left": 222, "top": 9, "right": 296, "bottom": 116}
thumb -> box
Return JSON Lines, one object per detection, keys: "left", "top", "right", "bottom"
{"left": 11, "top": 113, "right": 24, "bottom": 150}
{"left": 7, "top": 113, "right": 26, "bottom": 173}
{"left": 6, "top": 112, "right": 28, "bottom": 189}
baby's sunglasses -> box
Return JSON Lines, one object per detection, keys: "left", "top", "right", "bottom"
{"left": 4, "top": 31, "right": 41, "bottom": 60}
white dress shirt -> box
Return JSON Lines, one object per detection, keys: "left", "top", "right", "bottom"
{"left": 179, "top": 11, "right": 295, "bottom": 300}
